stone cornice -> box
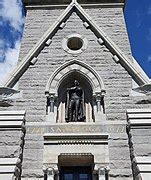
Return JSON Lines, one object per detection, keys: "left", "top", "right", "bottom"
{"left": 25, "top": 3, "right": 125, "bottom": 9}
{"left": 44, "top": 133, "right": 108, "bottom": 145}
{"left": 23, "top": 0, "right": 125, "bottom": 6}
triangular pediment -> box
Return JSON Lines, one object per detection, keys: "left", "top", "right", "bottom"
{"left": 3, "top": 0, "right": 150, "bottom": 88}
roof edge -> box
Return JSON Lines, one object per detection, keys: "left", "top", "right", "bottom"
{"left": 23, "top": 0, "right": 125, "bottom": 6}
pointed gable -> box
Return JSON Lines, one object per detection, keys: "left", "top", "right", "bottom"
{"left": 3, "top": 0, "right": 150, "bottom": 88}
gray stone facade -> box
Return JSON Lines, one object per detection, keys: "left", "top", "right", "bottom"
{"left": 0, "top": 1, "right": 151, "bottom": 180}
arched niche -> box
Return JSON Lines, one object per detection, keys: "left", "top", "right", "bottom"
{"left": 57, "top": 72, "right": 94, "bottom": 123}
{"left": 45, "top": 60, "right": 106, "bottom": 123}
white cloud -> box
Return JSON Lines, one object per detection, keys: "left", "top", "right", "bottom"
{"left": 0, "top": 39, "right": 5, "bottom": 62}
{"left": 1, "top": 0, "right": 24, "bottom": 32}
{"left": 0, "top": 40, "right": 20, "bottom": 85}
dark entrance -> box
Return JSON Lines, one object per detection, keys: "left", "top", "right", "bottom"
{"left": 60, "top": 167, "right": 92, "bottom": 180}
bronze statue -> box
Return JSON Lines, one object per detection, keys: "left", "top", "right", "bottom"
{"left": 65, "top": 80, "right": 85, "bottom": 122}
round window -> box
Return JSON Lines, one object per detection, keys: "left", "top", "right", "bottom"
{"left": 62, "top": 34, "right": 88, "bottom": 54}
{"left": 67, "top": 37, "right": 83, "bottom": 50}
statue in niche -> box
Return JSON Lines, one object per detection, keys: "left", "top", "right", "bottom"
{"left": 65, "top": 80, "right": 85, "bottom": 122}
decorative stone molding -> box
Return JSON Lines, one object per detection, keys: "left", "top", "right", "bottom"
{"left": 44, "top": 133, "right": 108, "bottom": 146}
{"left": 45, "top": 60, "right": 106, "bottom": 122}
{"left": 45, "top": 59, "right": 105, "bottom": 96}
{"left": 25, "top": 3, "right": 125, "bottom": 9}
{"left": 23, "top": 0, "right": 125, "bottom": 6}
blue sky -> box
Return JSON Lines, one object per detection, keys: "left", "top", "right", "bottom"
{"left": 124, "top": 0, "right": 151, "bottom": 78}
{"left": 0, "top": 0, "right": 151, "bottom": 85}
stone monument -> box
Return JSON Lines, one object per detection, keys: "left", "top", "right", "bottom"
{"left": 0, "top": 0, "right": 151, "bottom": 180}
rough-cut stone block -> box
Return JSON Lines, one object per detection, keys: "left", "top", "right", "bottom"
{"left": 109, "top": 147, "right": 130, "bottom": 160}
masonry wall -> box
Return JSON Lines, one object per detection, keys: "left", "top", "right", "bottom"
{"left": 18, "top": 6, "right": 133, "bottom": 179}
{"left": 1, "top": 4, "right": 151, "bottom": 180}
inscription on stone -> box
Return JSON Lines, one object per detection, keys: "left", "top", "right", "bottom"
{"left": 26, "top": 124, "right": 125, "bottom": 134}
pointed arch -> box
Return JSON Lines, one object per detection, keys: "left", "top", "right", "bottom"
{"left": 45, "top": 60, "right": 105, "bottom": 96}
